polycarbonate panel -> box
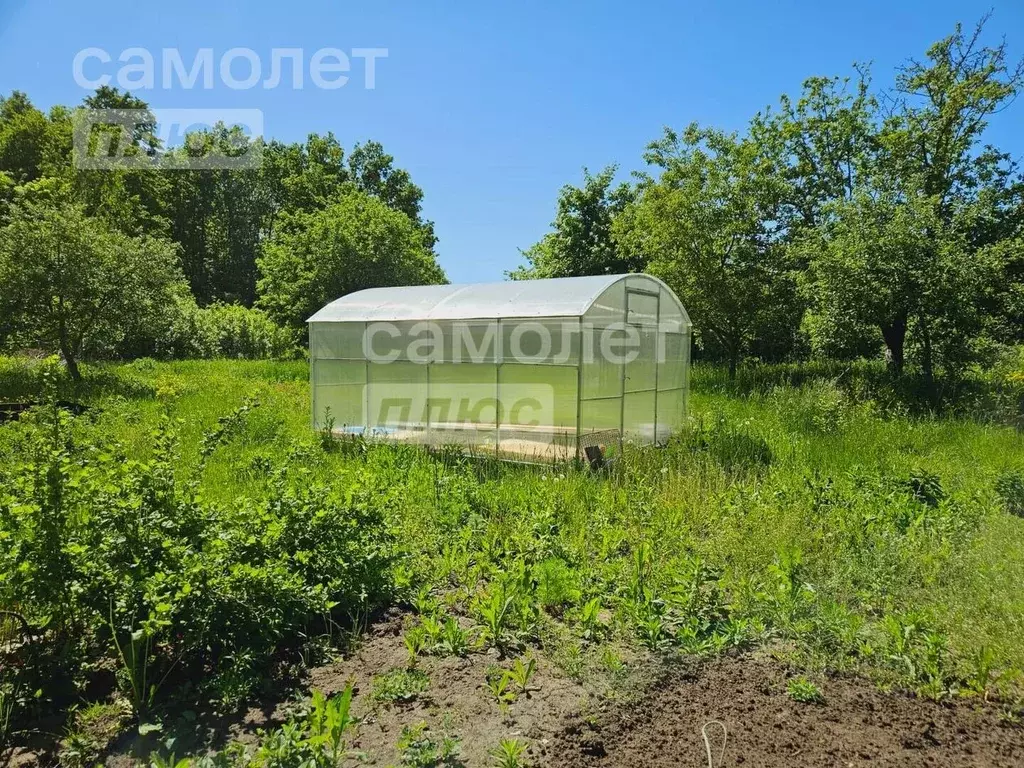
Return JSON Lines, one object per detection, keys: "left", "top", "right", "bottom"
{"left": 580, "top": 397, "right": 620, "bottom": 434}
{"left": 428, "top": 363, "right": 499, "bottom": 430}
{"left": 311, "top": 322, "right": 366, "bottom": 360}
{"left": 584, "top": 280, "right": 626, "bottom": 328}
{"left": 658, "top": 289, "right": 689, "bottom": 333}
{"left": 658, "top": 333, "right": 687, "bottom": 391}
{"left": 314, "top": 359, "right": 366, "bottom": 387}
{"left": 656, "top": 387, "right": 684, "bottom": 443}
{"left": 626, "top": 275, "right": 662, "bottom": 293}
{"left": 496, "top": 363, "right": 578, "bottom": 461}
{"left": 309, "top": 274, "right": 628, "bottom": 322}
{"left": 624, "top": 325, "right": 658, "bottom": 393}
{"left": 498, "top": 364, "right": 578, "bottom": 429}
{"left": 582, "top": 339, "right": 622, "bottom": 400}
{"left": 367, "top": 361, "right": 429, "bottom": 430}
{"left": 442, "top": 321, "right": 501, "bottom": 363}
{"left": 314, "top": 385, "right": 365, "bottom": 431}
{"left": 626, "top": 291, "right": 659, "bottom": 326}
{"left": 362, "top": 320, "right": 442, "bottom": 363}
{"left": 623, "top": 390, "right": 656, "bottom": 442}
{"left": 681, "top": 329, "right": 692, "bottom": 394}
{"left": 427, "top": 362, "right": 500, "bottom": 449}
{"left": 501, "top": 318, "right": 580, "bottom": 365}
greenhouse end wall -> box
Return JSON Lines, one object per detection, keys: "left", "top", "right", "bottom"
{"left": 308, "top": 274, "right": 691, "bottom": 462}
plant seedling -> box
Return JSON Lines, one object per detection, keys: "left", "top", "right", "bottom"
{"left": 490, "top": 737, "right": 529, "bottom": 768}
{"left": 786, "top": 676, "right": 824, "bottom": 704}
{"left": 371, "top": 668, "right": 430, "bottom": 704}
{"left": 508, "top": 657, "right": 536, "bottom": 694}
{"left": 438, "top": 617, "right": 469, "bottom": 657}
{"left": 485, "top": 670, "right": 518, "bottom": 714}
{"left": 396, "top": 721, "right": 461, "bottom": 767}
{"left": 404, "top": 626, "right": 428, "bottom": 666}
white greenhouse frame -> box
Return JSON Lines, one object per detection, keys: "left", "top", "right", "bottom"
{"left": 307, "top": 274, "right": 691, "bottom": 463}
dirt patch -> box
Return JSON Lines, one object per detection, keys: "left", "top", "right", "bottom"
{"left": 212, "top": 610, "right": 593, "bottom": 765}
{"left": 554, "top": 655, "right": 1024, "bottom": 768}
{"left": 53, "top": 613, "right": 1024, "bottom": 767}
{"left": 289, "top": 611, "right": 591, "bottom": 766}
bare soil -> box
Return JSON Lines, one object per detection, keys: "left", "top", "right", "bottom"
{"left": 553, "top": 656, "right": 1024, "bottom": 768}
{"left": 229, "top": 610, "right": 594, "bottom": 767}
{"left": 233, "top": 612, "right": 1024, "bottom": 768}
{"left": 12, "top": 611, "right": 1024, "bottom": 767}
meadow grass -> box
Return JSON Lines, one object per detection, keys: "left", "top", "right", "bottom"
{"left": 1, "top": 355, "right": 1023, "bottom": 724}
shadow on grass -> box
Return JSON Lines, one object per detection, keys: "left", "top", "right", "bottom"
{"left": 0, "top": 356, "right": 158, "bottom": 404}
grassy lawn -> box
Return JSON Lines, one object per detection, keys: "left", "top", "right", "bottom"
{"left": 2, "top": 357, "right": 1024, "bottom": 761}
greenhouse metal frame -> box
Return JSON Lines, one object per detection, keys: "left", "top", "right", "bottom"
{"left": 308, "top": 273, "right": 691, "bottom": 463}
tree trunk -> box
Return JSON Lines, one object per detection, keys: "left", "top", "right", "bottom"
{"left": 880, "top": 316, "right": 907, "bottom": 376}
{"left": 728, "top": 355, "right": 738, "bottom": 381}
{"left": 58, "top": 321, "right": 82, "bottom": 382}
{"left": 60, "top": 346, "right": 81, "bottom": 382}
{"left": 920, "top": 320, "right": 936, "bottom": 407}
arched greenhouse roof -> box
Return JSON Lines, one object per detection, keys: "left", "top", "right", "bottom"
{"left": 307, "top": 273, "right": 690, "bottom": 324}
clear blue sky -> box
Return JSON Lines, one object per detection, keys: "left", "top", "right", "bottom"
{"left": 1, "top": 0, "right": 1022, "bottom": 283}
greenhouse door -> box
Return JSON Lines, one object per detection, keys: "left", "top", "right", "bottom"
{"left": 622, "top": 288, "right": 659, "bottom": 441}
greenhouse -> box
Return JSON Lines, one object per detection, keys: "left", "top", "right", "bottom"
{"left": 307, "top": 273, "right": 691, "bottom": 463}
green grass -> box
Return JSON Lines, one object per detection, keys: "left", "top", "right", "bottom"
{"left": 2, "top": 355, "right": 1024, "bottom": 738}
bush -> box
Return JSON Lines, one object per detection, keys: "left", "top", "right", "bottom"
{"left": 995, "top": 470, "right": 1024, "bottom": 518}
{"left": 0, "top": 354, "right": 50, "bottom": 400}
{"left": 155, "top": 299, "right": 296, "bottom": 360}
{"left": 0, "top": 405, "right": 396, "bottom": 715}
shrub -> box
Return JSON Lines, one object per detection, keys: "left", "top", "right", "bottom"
{"left": 995, "top": 470, "right": 1024, "bottom": 518}
{"left": 0, "top": 355, "right": 52, "bottom": 400}
{"left": 155, "top": 299, "right": 295, "bottom": 360}
{"left": 903, "top": 469, "right": 946, "bottom": 508}
{"left": 0, "top": 405, "right": 396, "bottom": 714}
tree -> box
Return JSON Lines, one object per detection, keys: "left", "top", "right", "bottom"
{"left": 0, "top": 187, "right": 183, "bottom": 379}
{"left": 510, "top": 166, "right": 637, "bottom": 279}
{"left": 163, "top": 132, "right": 437, "bottom": 307}
{"left": 800, "top": 185, "right": 994, "bottom": 382}
{"left": 883, "top": 16, "right": 1023, "bottom": 217}
{"left": 163, "top": 126, "right": 271, "bottom": 305}
{"left": 801, "top": 16, "right": 1023, "bottom": 381}
{"left": 0, "top": 92, "right": 50, "bottom": 184}
{"left": 256, "top": 190, "right": 446, "bottom": 331}
{"left": 616, "top": 125, "right": 796, "bottom": 377}
{"left": 348, "top": 140, "right": 436, "bottom": 249}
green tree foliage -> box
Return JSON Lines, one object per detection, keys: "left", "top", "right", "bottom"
{"left": 257, "top": 190, "right": 446, "bottom": 331}
{"left": 159, "top": 131, "right": 440, "bottom": 307}
{"left": 800, "top": 17, "right": 1023, "bottom": 383}
{"left": 762, "top": 71, "right": 877, "bottom": 231}
{"left": 0, "top": 188, "right": 183, "bottom": 378}
{"left": 534, "top": 15, "right": 1024, "bottom": 386}
{"left": 68, "top": 87, "right": 172, "bottom": 239}
{"left": 511, "top": 166, "right": 637, "bottom": 279}
{"left": 0, "top": 92, "right": 50, "bottom": 184}
{"left": 0, "top": 88, "right": 442, "bottom": 323}
{"left": 348, "top": 139, "right": 437, "bottom": 249}
{"left": 162, "top": 125, "right": 272, "bottom": 305}
{"left": 799, "top": 187, "right": 996, "bottom": 380}
{"left": 618, "top": 126, "right": 797, "bottom": 377}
